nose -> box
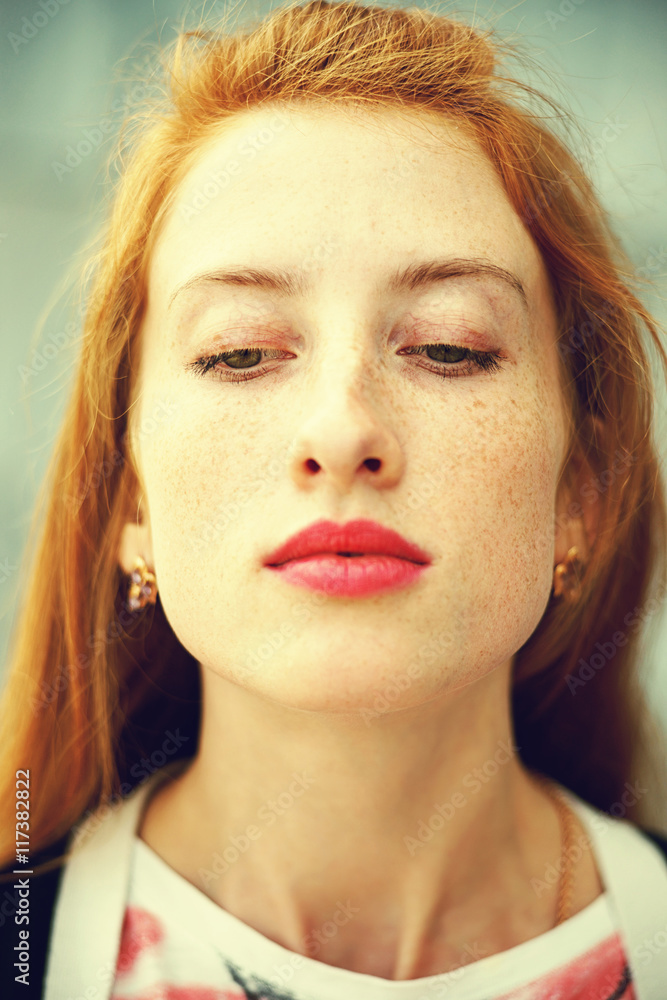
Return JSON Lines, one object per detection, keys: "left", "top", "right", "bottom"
{"left": 287, "top": 373, "right": 405, "bottom": 495}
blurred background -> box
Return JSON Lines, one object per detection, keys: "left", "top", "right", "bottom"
{"left": 0, "top": 0, "right": 666, "bottom": 779}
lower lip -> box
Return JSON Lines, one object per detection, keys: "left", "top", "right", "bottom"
{"left": 265, "top": 554, "right": 429, "bottom": 596}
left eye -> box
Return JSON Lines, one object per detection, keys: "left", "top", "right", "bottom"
{"left": 184, "top": 343, "right": 506, "bottom": 384}
{"left": 184, "top": 347, "right": 290, "bottom": 383}
{"left": 398, "top": 343, "right": 506, "bottom": 379}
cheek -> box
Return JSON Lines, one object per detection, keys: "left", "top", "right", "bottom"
{"left": 136, "top": 394, "right": 280, "bottom": 656}
{"left": 142, "top": 408, "right": 270, "bottom": 553}
{"left": 441, "top": 390, "right": 562, "bottom": 658}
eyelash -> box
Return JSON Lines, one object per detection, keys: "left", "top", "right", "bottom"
{"left": 184, "top": 343, "right": 506, "bottom": 384}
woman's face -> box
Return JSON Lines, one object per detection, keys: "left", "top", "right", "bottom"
{"left": 123, "top": 103, "right": 569, "bottom": 712}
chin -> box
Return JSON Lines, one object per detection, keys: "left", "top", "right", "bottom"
{"left": 227, "top": 654, "right": 434, "bottom": 719}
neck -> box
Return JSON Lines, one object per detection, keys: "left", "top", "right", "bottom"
{"left": 139, "top": 661, "right": 561, "bottom": 979}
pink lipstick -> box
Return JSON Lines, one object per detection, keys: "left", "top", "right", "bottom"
{"left": 262, "top": 518, "right": 432, "bottom": 597}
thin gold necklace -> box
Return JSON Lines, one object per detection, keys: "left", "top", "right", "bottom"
{"left": 534, "top": 774, "right": 576, "bottom": 927}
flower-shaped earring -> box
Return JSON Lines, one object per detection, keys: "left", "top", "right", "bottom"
{"left": 126, "top": 555, "right": 158, "bottom": 611}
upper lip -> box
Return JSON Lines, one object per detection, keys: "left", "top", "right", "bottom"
{"left": 263, "top": 518, "right": 432, "bottom": 567}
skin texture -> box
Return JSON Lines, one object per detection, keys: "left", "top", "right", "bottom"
{"left": 119, "top": 103, "right": 603, "bottom": 979}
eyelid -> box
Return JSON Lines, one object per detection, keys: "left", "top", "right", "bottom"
{"left": 403, "top": 314, "right": 498, "bottom": 352}
{"left": 191, "top": 319, "right": 499, "bottom": 360}
{"left": 189, "top": 321, "right": 302, "bottom": 355}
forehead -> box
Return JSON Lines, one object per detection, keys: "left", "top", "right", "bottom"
{"left": 148, "top": 101, "right": 553, "bottom": 329}
{"left": 156, "top": 101, "right": 540, "bottom": 244}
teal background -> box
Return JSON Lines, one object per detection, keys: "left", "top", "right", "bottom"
{"left": 1, "top": 0, "right": 665, "bottom": 795}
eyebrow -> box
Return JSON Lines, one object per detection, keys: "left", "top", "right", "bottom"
{"left": 166, "top": 257, "right": 528, "bottom": 312}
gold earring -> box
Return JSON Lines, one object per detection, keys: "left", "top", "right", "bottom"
{"left": 552, "top": 546, "right": 585, "bottom": 601}
{"left": 126, "top": 555, "right": 157, "bottom": 611}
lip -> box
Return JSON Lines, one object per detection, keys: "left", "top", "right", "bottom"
{"left": 263, "top": 518, "right": 432, "bottom": 597}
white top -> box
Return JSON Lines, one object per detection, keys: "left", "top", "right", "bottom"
{"left": 44, "top": 765, "right": 667, "bottom": 1000}
{"left": 110, "top": 835, "right": 630, "bottom": 999}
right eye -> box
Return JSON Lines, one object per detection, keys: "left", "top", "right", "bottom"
{"left": 184, "top": 347, "right": 291, "bottom": 383}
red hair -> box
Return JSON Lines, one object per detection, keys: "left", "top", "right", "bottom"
{"left": 2, "top": 0, "right": 666, "bottom": 873}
